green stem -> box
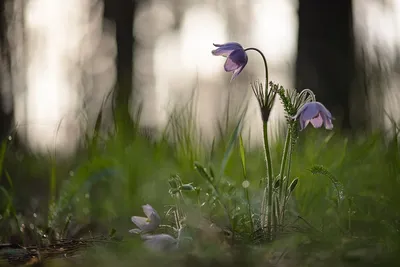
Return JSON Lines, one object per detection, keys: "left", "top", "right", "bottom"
{"left": 244, "top": 47, "right": 273, "bottom": 238}
{"left": 282, "top": 131, "right": 295, "bottom": 228}
{"left": 278, "top": 128, "right": 291, "bottom": 204}
{"left": 244, "top": 47, "right": 273, "bottom": 239}
{"left": 245, "top": 187, "right": 254, "bottom": 233}
{"left": 272, "top": 196, "right": 278, "bottom": 239}
{"left": 262, "top": 122, "right": 274, "bottom": 239}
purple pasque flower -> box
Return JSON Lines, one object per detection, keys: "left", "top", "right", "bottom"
{"left": 142, "top": 234, "right": 178, "bottom": 252}
{"left": 129, "top": 204, "right": 161, "bottom": 234}
{"left": 212, "top": 42, "right": 248, "bottom": 81}
{"left": 293, "top": 101, "right": 333, "bottom": 131}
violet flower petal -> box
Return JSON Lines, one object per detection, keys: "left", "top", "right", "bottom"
{"left": 223, "top": 49, "right": 248, "bottom": 80}
{"left": 212, "top": 42, "right": 244, "bottom": 57}
{"left": 294, "top": 102, "right": 334, "bottom": 131}
{"left": 212, "top": 42, "right": 248, "bottom": 81}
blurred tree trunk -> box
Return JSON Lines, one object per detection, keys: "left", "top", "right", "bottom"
{"left": 0, "top": 0, "right": 13, "bottom": 141}
{"left": 103, "top": 0, "right": 136, "bottom": 127}
{"left": 86, "top": 0, "right": 137, "bottom": 225}
{"left": 295, "top": 0, "right": 356, "bottom": 131}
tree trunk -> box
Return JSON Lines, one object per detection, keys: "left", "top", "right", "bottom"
{"left": 295, "top": 0, "right": 355, "bottom": 131}
{"left": 104, "top": 0, "right": 136, "bottom": 126}
{"left": 0, "top": 0, "right": 13, "bottom": 141}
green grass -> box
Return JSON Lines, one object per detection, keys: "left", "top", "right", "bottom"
{"left": 1, "top": 100, "right": 400, "bottom": 266}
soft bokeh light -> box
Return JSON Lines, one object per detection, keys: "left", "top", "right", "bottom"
{"left": 180, "top": 4, "right": 227, "bottom": 80}
{"left": 3, "top": 0, "right": 400, "bottom": 154}
{"left": 353, "top": 0, "right": 400, "bottom": 130}
{"left": 13, "top": 0, "right": 116, "bottom": 155}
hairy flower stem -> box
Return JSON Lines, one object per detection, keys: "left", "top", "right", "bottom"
{"left": 281, "top": 133, "right": 295, "bottom": 228}
{"left": 262, "top": 122, "right": 274, "bottom": 239}
{"left": 245, "top": 47, "right": 274, "bottom": 239}
{"left": 278, "top": 128, "right": 291, "bottom": 208}
{"left": 244, "top": 48, "right": 269, "bottom": 94}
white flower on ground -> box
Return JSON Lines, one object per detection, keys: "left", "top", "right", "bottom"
{"left": 129, "top": 204, "right": 161, "bottom": 234}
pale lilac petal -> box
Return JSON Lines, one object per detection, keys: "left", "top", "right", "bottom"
{"left": 294, "top": 102, "right": 334, "bottom": 130}
{"left": 142, "top": 234, "right": 178, "bottom": 252}
{"left": 212, "top": 48, "right": 234, "bottom": 57}
{"left": 131, "top": 216, "right": 159, "bottom": 233}
{"left": 224, "top": 57, "right": 240, "bottom": 72}
{"left": 142, "top": 204, "right": 158, "bottom": 219}
{"left": 230, "top": 64, "right": 246, "bottom": 81}
{"left": 131, "top": 216, "right": 149, "bottom": 230}
{"left": 212, "top": 42, "right": 243, "bottom": 57}
{"left": 320, "top": 112, "right": 334, "bottom": 130}
{"left": 310, "top": 113, "right": 324, "bottom": 128}
{"left": 147, "top": 212, "right": 161, "bottom": 230}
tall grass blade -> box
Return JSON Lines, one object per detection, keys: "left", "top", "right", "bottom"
{"left": 219, "top": 110, "right": 246, "bottom": 178}
{"left": 239, "top": 134, "right": 253, "bottom": 232}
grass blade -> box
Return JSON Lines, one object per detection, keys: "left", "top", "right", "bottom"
{"left": 219, "top": 111, "right": 246, "bottom": 178}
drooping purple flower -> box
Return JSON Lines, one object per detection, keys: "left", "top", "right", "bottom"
{"left": 129, "top": 204, "right": 161, "bottom": 234}
{"left": 293, "top": 101, "right": 333, "bottom": 131}
{"left": 212, "top": 42, "right": 248, "bottom": 81}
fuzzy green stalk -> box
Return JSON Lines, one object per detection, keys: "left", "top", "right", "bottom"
{"left": 272, "top": 195, "right": 278, "bottom": 239}
{"left": 281, "top": 127, "right": 296, "bottom": 227}
{"left": 245, "top": 47, "right": 273, "bottom": 238}
{"left": 244, "top": 186, "right": 254, "bottom": 233}
{"left": 262, "top": 122, "right": 274, "bottom": 238}
{"left": 278, "top": 127, "right": 291, "bottom": 212}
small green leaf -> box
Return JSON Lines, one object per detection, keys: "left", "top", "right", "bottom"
{"left": 180, "top": 184, "right": 196, "bottom": 191}
{"left": 239, "top": 135, "right": 247, "bottom": 177}
{"left": 288, "top": 178, "right": 299, "bottom": 194}
{"left": 194, "top": 162, "right": 213, "bottom": 182}
{"left": 274, "top": 177, "right": 281, "bottom": 189}
{"left": 61, "top": 214, "right": 72, "bottom": 238}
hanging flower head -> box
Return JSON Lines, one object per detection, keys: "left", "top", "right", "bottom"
{"left": 293, "top": 101, "right": 333, "bottom": 130}
{"left": 212, "top": 42, "right": 248, "bottom": 81}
